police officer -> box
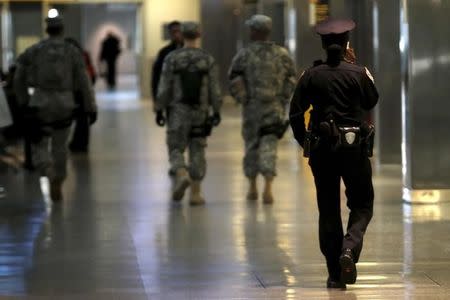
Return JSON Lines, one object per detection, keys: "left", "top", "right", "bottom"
{"left": 14, "top": 11, "right": 97, "bottom": 202}
{"left": 289, "top": 18, "right": 378, "bottom": 288}
{"left": 155, "top": 22, "right": 222, "bottom": 206}
{"left": 229, "top": 15, "right": 297, "bottom": 204}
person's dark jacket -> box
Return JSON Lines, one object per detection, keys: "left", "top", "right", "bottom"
{"left": 151, "top": 42, "right": 181, "bottom": 99}
{"left": 100, "top": 36, "right": 121, "bottom": 63}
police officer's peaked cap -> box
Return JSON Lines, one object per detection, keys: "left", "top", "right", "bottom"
{"left": 245, "top": 14, "right": 273, "bottom": 32}
{"left": 181, "top": 22, "right": 201, "bottom": 37}
{"left": 45, "top": 16, "right": 64, "bottom": 29}
{"left": 315, "top": 18, "right": 355, "bottom": 35}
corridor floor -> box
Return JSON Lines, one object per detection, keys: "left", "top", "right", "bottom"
{"left": 1, "top": 96, "right": 450, "bottom": 299}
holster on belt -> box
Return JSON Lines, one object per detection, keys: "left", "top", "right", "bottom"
{"left": 318, "top": 119, "right": 375, "bottom": 156}
{"left": 303, "top": 130, "right": 319, "bottom": 158}
{"left": 361, "top": 123, "right": 375, "bottom": 157}
{"left": 305, "top": 111, "right": 375, "bottom": 157}
{"left": 303, "top": 115, "right": 324, "bottom": 157}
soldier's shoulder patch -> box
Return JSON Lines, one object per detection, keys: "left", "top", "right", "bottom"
{"left": 365, "top": 67, "right": 375, "bottom": 83}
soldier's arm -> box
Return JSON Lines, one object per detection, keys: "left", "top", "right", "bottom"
{"left": 208, "top": 58, "right": 222, "bottom": 114}
{"left": 361, "top": 67, "right": 379, "bottom": 110}
{"left": 13, "top": 50, "right": 31, "bottom": 108}
{"left": 73, "top": 50, "right": 97, "bottom": 113}
{"left": 289, "top": 71, "right": 311, "bottom": 147}
{"left": 281, "top": 52, "right": 298, "bottom": 106}
{"left": 228, "top": 49, "right": 247, "bottom": 104}
{"left": 155, "top": 55, "right": 174, "bottom": 112}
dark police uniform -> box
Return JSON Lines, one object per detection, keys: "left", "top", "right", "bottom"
{"left": 289, "top": 18, "right": 379, "bottom": 288}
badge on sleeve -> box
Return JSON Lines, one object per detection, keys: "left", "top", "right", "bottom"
{"left": 365, "top": 67, "right": 374, "bottom": 83}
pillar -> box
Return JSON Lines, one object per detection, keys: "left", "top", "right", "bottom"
{"left": 401, "top": 0, "right": 450, "bottom": 203}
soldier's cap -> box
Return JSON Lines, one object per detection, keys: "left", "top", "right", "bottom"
{"left": 314, "top": 18, "right": 355, "bottom": 35}
{"left": 181, "top": 22, "right": 201, "bottom": 38}
{"left": 245, "top": 14, "right": 272, "bottom": 32}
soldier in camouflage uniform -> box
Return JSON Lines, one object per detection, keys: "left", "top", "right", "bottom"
{"left": 229, "top": 15, "right": 297, "bottom": 204}
{"left": 14, "top": 12, "right": 97, "bottom": 202}
{"left": 155, "top": 22, "right": 222, "bottom": 206}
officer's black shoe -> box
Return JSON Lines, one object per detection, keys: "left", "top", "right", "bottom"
{"left": 340, "top": 248, "right": 357, "bottom": 284}
{"left": 326, "top": 277, "right": 346, "bottom": 289}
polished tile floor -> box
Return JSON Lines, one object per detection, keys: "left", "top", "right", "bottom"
{"left": 1, "top": 89, "right": 450, "bottom": 299}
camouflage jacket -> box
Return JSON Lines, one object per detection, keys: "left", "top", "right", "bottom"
{"left": 228, "top": 41, "right": 297, "bottom": 108}
{"left": 14, "top": 37, "right": 96, "bottom": 124}
{"left": 156, "top": 47, "right": 222, "bottom": 113}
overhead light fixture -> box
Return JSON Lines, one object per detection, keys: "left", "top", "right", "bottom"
{"left": 48, "top": 8, "right": 59, "bottom": 19}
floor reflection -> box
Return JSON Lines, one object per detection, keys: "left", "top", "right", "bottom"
{"left": 0, "top": 175, "right": 47, "bottom": 296}
{"left": 1, "top": 101, "right": 450, "bottom": 298}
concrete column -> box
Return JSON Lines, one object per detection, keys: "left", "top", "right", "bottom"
{"left": 1, "top": 1, "right": 13, "bottom": 72}
{"left": 373, "top": 0, "right": 402, "bottom": 165}
{"left": 140, "top": 0, "right": 201, "bottom": 100}
{"left": 401, "top": 0, "right": 450, "bottom": 203}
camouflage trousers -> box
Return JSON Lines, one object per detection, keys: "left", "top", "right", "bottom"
{"left": 32, "top": 127, "right": 70, "bottom": 182}
{"left": 167, "top": 106, "right": 208, "bottom": 181}
{"left": 242, "top": 119, "right": 279, "bottom": 179}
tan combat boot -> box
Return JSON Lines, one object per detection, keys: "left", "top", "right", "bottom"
{"left": 172, "top": 168, "right": 191, "bottom": 202}
{"left": 263, "top": 176, "right": 274, "bottom": 204}
{"left": 246, "top": 177, "right": 258, "bottom": 201}
{"left": 50, "top": 180, "right": 63, "bottom": 203}
{"left": 190, "top": 181, "right": 205, "bottom": 206}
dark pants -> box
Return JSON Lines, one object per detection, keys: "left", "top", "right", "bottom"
{"left": 309, "top": 146, "right": 374, "bottom": 279}
{"left": 70, "top": 114, "right": 90, "bottom": 151}
{"left": 106, "top": 60, "right": 117, "bottom": 89}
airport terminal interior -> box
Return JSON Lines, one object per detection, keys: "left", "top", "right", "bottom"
{"left": 1, "top": 0, "right": 450, "bottom": 299}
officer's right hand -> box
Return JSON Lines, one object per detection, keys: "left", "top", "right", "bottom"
{"left": 156, "top": 110, "right": 166, "bottom": 127}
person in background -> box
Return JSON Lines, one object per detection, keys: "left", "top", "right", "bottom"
{"left": 65, "top": 37, "right": 97, "bottom": 153}
{"left": 14, "top": 11, "right": 97, "bottom": 202}
{"left": 99, "top": 32, "right": 121, "bottom": 90}
{"left": 155, "top": 22, "right": 222, "bottom": 206}
{"left": 228, "top": 15, "right": 297, "bottom": 204}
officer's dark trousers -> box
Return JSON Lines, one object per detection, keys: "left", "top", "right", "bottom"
{"left": 309, "top": 146, "right": 374, "bottom": 279}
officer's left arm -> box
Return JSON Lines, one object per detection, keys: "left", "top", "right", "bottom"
{"left": 155, "top": 55, "right": 174, "bottom": 112}
{"left": 289, "top": 71, "right": 311, "bottom": 147}
{"left": 208, "top": 58, "right": 222, "bottom": 114}
{"left": 361, "top": 67, "right": 379, "bottom": 110}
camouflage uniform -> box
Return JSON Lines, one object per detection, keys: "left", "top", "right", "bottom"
{"left": 156, "top": 47, "right": 222, "bottom": 181}
{"left": 14, "top": 36, "right": 96, "bottom": 183}
{"left": 229, "top": 41, "right": 297, "bottom": 178}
